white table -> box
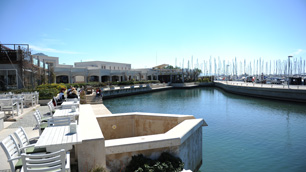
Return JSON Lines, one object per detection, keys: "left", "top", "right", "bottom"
{"left": 35, "top": 125, "right": 82, "bottom": 152}
{"left": 61, "top": 101, "right": 80, "bottom": 109}
{"left": 53, "top": 109, "right": 79, "bottom": 122}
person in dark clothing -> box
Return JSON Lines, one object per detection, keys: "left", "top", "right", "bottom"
{"left": 56, "top": 88, "right": 66, "bottom": 105}
{"left": 96, "top": 88, "right": 101, "bottom": 97}
{"left": 67, "top": 88, "right": 78, "bottom": 98}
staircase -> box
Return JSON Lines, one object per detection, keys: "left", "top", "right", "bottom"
{"left": 85, "top": 92, "right": 103, "bottom": 104}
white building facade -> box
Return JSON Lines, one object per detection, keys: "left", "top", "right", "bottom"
{"left": 36, "top": 54, "right": 187, "bottom": 84}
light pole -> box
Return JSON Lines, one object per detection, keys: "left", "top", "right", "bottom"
{"left": 288, "top": 56, "right": 292, "bottom": 88}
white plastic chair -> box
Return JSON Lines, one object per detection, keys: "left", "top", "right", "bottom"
{"left": 53, "top": 96, "right": 62, "bottom": 108}
{"left": 47, "top": 101, "right": 55, "bottom": 115}
{"left": 0, "top": 134, "right": 22, "bottom": 172}
{"left": 21, "top": 149, "right": 70, "bottom": 172}
{"left": 33, "top": 112, "right": 48, "bottom": 135}
{"left": 13, "top": 127, "right": 45, "bottom": 154}
{"left": 35, "top": 109, "right": 51, "bottom": 122}
{"left": 23, "top": 94, "right": 35, "bottom": 107}
{"left": 0, "top": 98, "right": 18, "bottom": 117}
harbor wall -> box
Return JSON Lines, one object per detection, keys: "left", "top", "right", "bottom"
{"left": 214, "top": 82, "right": 306, "bottom": 103}
{"left": 102, "top": 85, "right": 172, "bottom": 99}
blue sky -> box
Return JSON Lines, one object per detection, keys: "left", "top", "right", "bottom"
{"left": 0, "top": 0, "right": 305, "bottom": 68}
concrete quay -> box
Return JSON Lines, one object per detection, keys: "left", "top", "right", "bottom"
{"left": 214, "top": 81, "right": 306, "bottom": 103}
{"left": 101, "top": 84, "right": 173, "bottom": 99}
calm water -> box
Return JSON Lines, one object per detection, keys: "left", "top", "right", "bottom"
{"left": 103, "top": 88, "right": 306, "bottom": 172}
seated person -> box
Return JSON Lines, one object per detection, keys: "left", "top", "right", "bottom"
{"left": 67, "top": 88, "right": 78, "bottom": 98}
{"left": 67, "top": 86, "right": 73, "bottom": 94}
{"left": 96, "top": 88, "right": 101, "bottom": 97}
{"left": 56, "top": 88, "right": 66, "bottom": 105}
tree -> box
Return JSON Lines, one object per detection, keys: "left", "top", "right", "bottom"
{"left": 194, "top": 68, "right": 202, "bottom": 80}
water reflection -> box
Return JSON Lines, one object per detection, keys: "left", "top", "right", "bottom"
{"left": 104, "top": 87, "right": 306, "bottom": 172}
{"left": 214, "top": 87, "right": 306, "bottom": 115}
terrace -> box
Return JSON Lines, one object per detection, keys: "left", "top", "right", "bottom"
{"left": 0, "top": 102, "right": 207, "bottom": 171}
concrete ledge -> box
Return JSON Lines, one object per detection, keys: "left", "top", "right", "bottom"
{"left": 105, "top": 134, "right": 180, "bottom": 154}
{"left": 102, "top": 86, "right": 173, "bottom": 99}
{"left": 77, "top": 104, "right": 106, "bottom": 170}
{"left": 166, "top": 119, "right": 206, "bottom": 143}
{"left": 79, "top": 104, "right": 104, "bottom": 141}
{"left": 105, "top": 118, "right": 204, "bottom": 154}
{"left": 99, "top": 112, "right": 206, "bottom": 171}
{"left": 215, "top": 82, "right": 306, "bottom": 103}
{"left": 96, "top": 112, "right": 195, "bottom": 118}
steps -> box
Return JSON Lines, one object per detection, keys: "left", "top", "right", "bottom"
{"left": 85, "top": 93, "right": 103, "bottom": 104}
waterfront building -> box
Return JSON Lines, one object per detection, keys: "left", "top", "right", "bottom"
{"left": 1, "top": 43, "right": 198, "bottom": 89}
{"left": 0, "top": 44, "right": 51, "bottom": 91}
{"left": 34, "top": 54, "right": 189, "bottom": 84}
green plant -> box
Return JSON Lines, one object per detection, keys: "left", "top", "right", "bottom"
{"left": 125, "top": 152, "right": 184, "bottom": 172}
{"left": 38, "top": 88, "right": 58, "bottom": 100}
{"left": 36, "top": 83, "right": 66, "bottom": 92}
{"left": 117, "top": 81, "right": 135, "bottom": 86}
{"left": 198, "top": 77, "right": 211, "bottom": 83}
{"left": 88, "top": 165, "right": 107, "bottom": 172}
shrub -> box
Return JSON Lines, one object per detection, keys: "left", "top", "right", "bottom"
{"left": 36, "top": 83, "right": 66, "bottom": 91}
{"left": 198, "top": 77, "right": 211, "bottom": 83}
{"left": 86, "top": 82, "right": 107, "bottom": 87}
{"left": 117, "top": 81, "right": 135, "bottom": 86}
{"left": 88, "top": 165, "right": 107, "bottom": 172}
{"left": 125, "top": 152, "right": 184, "bottom": 172}
{"left": 38, "top": 88, "right": 58, "bottom": 100}
{"left": 150, "top": 80, "right": 160, "bottom": 83}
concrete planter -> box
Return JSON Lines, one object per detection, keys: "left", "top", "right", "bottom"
{"left": 39, "top": 99, "right": 51, "bottom": 106}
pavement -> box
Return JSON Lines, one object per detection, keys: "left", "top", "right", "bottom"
{"left": 0, "top": 105, "right": 50, "bottom": 171}
{"left": 0, "top": 103, "right": 112, "bottom": 171}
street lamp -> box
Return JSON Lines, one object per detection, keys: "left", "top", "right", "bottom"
{"left": 288, "top": 56, "right": 292, "bottom": 88}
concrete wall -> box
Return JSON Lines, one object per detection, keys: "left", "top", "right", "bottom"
{"left": 103, "top": 115, "right": 206, "bottom": 172}
{"left": 215, "top": 82, "right": 306, "bottom": 103}
{"left": 102, "top": 86, "right": 152, "bottom": 99}
{"left": 101, "top": 85, "right": 172, "bottom": 99}
{"left": 178, "top": 126, "right": 202, "bottom": 171}
{"left": 98, "top": 115, "right": 135, "bottom": 140}
{"left": 96, "top": 113, "right": 195, "bottom": 140}
{"left": 77, "top": 104, "right": 106, "bottom": 171}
